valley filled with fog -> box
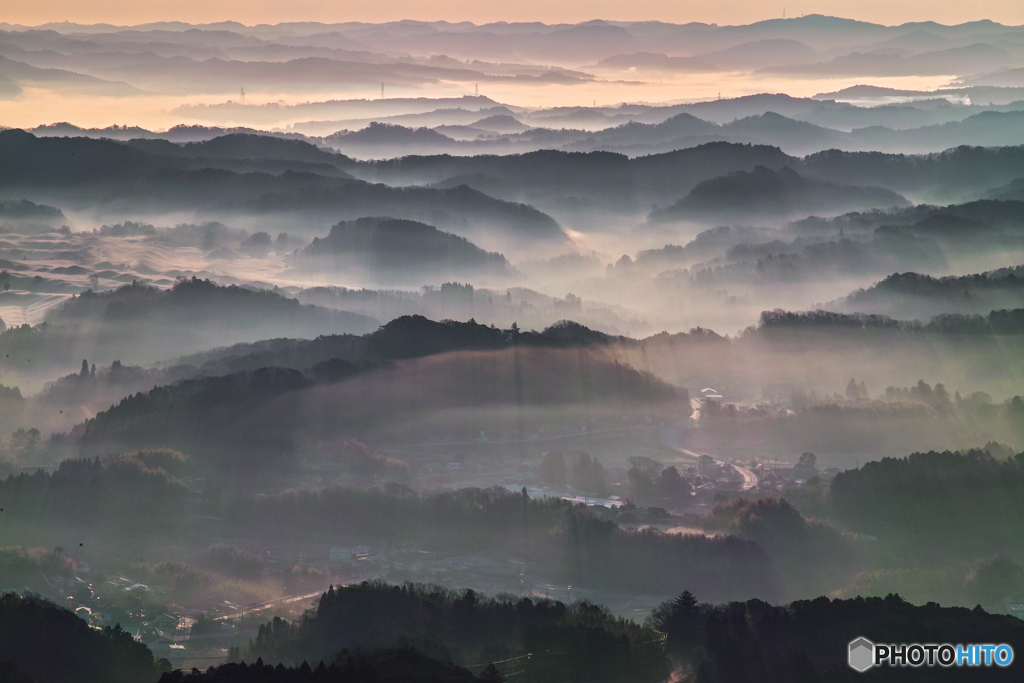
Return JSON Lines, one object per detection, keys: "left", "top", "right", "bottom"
{"left": 3, "top": 13, "right": 1024, "bottom": 683}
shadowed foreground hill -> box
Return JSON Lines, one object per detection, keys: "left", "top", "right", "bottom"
{"left": 68, "top": 318, "right": 682, "bottom": 470}
{"left": 0, "top": 452, "right": 190, "bottom": 531}
{"left": 22, "top": 316, "right": 643, "bottom": 434}
{"left": 230, "top": 581, "right": 669, "bottom": 683}
{"left": 43, "top": 309, "right": 1024, "bottom": 464}
{"left": 74, "top": 344, "right": 684, "bottom": 469}
{"left": 161, "top": 649, "right": 480, "bottom": 683}
{"left": 176, "top": 583, "right": 1024, "bottom": 683}
{"left": 297, "top": 217, "right": 512, "bottom": 283}
{"left": 829, "top": 449, "right": 1024, "bottom": 560}
{"left": 652, "top": 591, "right": 1024, "bottom": 682}
{"left": 0, "top": 592, "right": 165, "bottom": 683}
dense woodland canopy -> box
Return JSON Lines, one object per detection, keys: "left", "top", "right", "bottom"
{"left": 298, "top": 218, "right": 512, "bottom": 282}
{"left": 0, "top": 593, "right": 167, "bottom": 683}
{"left": 650, "top": 591, "right": 1024, "bottom": 682}
{"left": 235, "top": 581, "right": 668, "bottom": 683}
{"left": 0, "top": 452, "right": 189, "bottom": 529}
{"left": 161, "top": 649, "right": 481, "bottom": 683}
{"left": 830, "top": 449, "right": 1024, "bottom": 558}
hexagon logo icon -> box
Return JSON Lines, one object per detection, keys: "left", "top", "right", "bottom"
{"left": 849, "top": 637, "right": 875, "bottom": 672}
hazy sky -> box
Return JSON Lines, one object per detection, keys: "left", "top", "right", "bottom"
{"left": 4, "top": 1, "right": 1023, "bottom": 28}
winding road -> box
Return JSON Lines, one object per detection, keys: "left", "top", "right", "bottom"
{"left": 660, "top": 427, "right": 759, "bottom": 491}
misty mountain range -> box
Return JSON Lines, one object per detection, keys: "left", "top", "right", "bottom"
{"left": 12, "top": 127, "right": 1024, "bottom": 242}
{"left": 0, "top": 129, "right": 566, "bottom": 252}
{"left": 6, "top": 16, "right": 1024, "bottom": 98}
{"left": 25, "top": 99, "right": 1024, "bottom": 159}
{"left": 7, "top": 15, "right": 1024, "bottom": 683}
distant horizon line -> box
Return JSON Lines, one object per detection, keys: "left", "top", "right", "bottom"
{"left": 2, "top": 14, "right": 1023, "bottom": 32}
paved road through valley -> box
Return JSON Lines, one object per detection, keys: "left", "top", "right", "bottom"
{"left": 661, "top": 427, "right": 759, "bottom": 491}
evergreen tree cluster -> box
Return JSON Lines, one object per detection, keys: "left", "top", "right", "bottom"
{"left": 651, "top": 591, "right": 1024, "bottom": 682}
{"left": 237, "top": 581, "right": 669, "bottom": 683}
{"left": 0, "top": 592, "right": 166, "bottom": 683}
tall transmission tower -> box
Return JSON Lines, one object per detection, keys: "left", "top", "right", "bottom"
{"left": 381, "top": 83, "right": 385, "bottom": 99}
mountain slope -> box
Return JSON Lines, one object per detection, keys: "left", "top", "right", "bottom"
{"left": 651, "top": 165, "right": 909, "bottom": 223}
{"left": 297, "top": 217, "right": 513, "bottom": 283}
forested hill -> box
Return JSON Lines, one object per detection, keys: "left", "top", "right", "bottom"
{"left": 163, "top": 306, "right": 1024, "bottom": 395}
{"left": 73, "top": 327, "right": 682, "bottom": 471}
{"left": 0, "top": 130, "right": 565, "bottom": 242}
{"left": 826, "top": 269, "right": 1024, "bottom": 318}
{"left": 344, "top": 143, "right": 1024, "bottom": 211}
{"left": 171, "top": 583, "right": 1024, "bottom": 683}
{"left": 650, "top": 165, "right": 908, "bottom": 223}
{"left": 0, "top": 592, "right": 165, "bottom": 683}
{"left": 756, "top": 307, "right": 1024, "bottom": 334}
{"left": 296, "top": 217, "right": 513, "bottom": 282}
{"left": 0, "top": 278, "right": 378, "bottom": 371}
{"left": 176, "top": 316, "right": 628, "bottom": 373}
{"left": 46, "top": 277, "right": 371, "bottom": 329}
{"left": 229, "top": 580, "right": 670, "bottom": 683}
{"left": 653, "top": 591, "right": 1024, "bottom": 683}
{"left": 165, "top": 649, "right": 481, "bottom": 683}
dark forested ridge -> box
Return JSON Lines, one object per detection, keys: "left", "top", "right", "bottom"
{"left": 229, "top": 581, "right": 669, "bottom": 683}
{"left": 0, "top": 278, "right": 378, "bottom": 370}
{"left": 0, "top": 199, "right": 66, "bottom": 225}
{"left": 0, "top": 592, "right": 166, "bottom": 683}
{"left": 339, "top": 143, "right": 1024, "bottom": 212}
{"left": 297, "top": 218, "right": 512, "bottom": 282}
{"left": 0, "top": 451, "right": 189, "bottom": 529}
{"left": 73, "top": 347, "right": 683, "bottom": 470}
{"left": 757, "top": 307, "right": 1024, "bottom": 334}
{"left": 162, "top": 649, "right": 481, "bottom": 683}
{"left": 650, "top": 166, "right": 909, "bottom": 223}
{"left": 8, "top": 129, "right": 1024, "bottom": 234}
{"left": 790, "top": 198, "right": 1024, "bottom": 241}
{"left": 37, "top": 307, "right": 1024, "bottom": 468}
{"left": 163, "top": 588, "right": 1024, "bottom": 683}
{"left": 828, "top": 270, "right": 1024, "bottom": 318}
{"left": 174, "top": 316, "right": 627, "bottom": 372}
{"left": 651, "top": 591, "right": 1024, "bottom": 682}
{"left": 0, "top": 130, "right": 565, "bottom": 242}
{"left": 829, "top": 448, "right": 1024, "bottom": 558}
{"left": 46, "top": 278, "right": 370, "bottom": 329}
